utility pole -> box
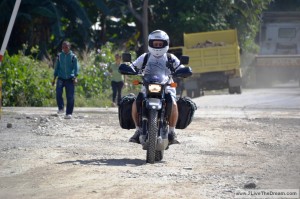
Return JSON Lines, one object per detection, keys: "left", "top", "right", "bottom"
{"left": 0, "top": 0, "right": 21, "bottom": 65}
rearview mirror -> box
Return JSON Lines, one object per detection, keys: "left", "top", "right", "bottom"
{"left": 173, "top": 66, "right": 192, "bottom": 78}
{"left": 180, "top": 55, "right": 189, "bottom": 65}
{"left": 119, "top": 63, "right": 138, "bottom": 75}
{"left": 122, "top": 53, "right": 132, "bottom": 62}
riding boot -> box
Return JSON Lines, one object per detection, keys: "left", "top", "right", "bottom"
{"left": 168, "top": 131, "right": 180, "bottom": 145}
{"left": 129, "top": 129, "right": 141, "bottom": 144}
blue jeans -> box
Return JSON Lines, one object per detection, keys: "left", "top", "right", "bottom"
{"left": 56, "top": 78, "right": 75, "bottom": 115}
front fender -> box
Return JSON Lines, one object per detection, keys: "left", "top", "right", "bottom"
{"left": 146, "top": 98, "right": 162, "bottom": 110}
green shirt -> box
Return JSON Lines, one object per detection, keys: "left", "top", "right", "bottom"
{"left": 110, "top": 63, "right": 124, "bottom": 82}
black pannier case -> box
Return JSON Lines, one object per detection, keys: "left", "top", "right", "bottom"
{"left": 176, "top": 97, "right": 197, "bottom": 129}
{"left": 118, "top": 94, "right": 136, "bottom": 129}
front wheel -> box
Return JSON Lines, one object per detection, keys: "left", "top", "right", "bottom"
{"left": 146, "top": 110, "right": 158, "bottom": 164}
{"left": 155, "top": 150, "right": 164, "bottom": 161}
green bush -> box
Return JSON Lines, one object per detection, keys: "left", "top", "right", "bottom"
{"left": 0, "top": 52, "right": 54, "bottom": 106}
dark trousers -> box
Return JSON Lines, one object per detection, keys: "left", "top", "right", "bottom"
{"left": 111, "top": 81, "right": 124, "bottom": 104}
{"left": 56, "top": 78, "right": 75, "bottom": 115}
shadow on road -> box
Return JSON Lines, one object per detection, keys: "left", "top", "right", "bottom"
{"left": 57, "top": 158, "right": 146, "bottom": 166}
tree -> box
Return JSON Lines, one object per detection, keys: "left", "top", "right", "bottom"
{"left": 0, "top": 0, "right": 104, "bottom": 59}
{"left": 127, "top": 0, "right": 149, "bottom": 52}
{"left": 227, "top": 0, "right": 272, "bottom": 51}
{"left": 148, "top": 0, "right": 272, "bottom": 52}
{"left": 149, "top": 0, "right": 239, "bottom": 46}
{"left": 2, "top": 0, "right": 298, "bottom": 60}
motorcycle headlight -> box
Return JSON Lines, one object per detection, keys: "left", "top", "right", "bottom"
{"left": 148, "top": 84, "right": 162, "bottom": 93}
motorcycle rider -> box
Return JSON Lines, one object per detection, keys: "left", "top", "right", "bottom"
{"left": 129, "top": 30, "right": 184, "bottom": 145}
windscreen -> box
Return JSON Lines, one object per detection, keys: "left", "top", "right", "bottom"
{"left": 143, "top": 62, "right": 169, "bottom": 84}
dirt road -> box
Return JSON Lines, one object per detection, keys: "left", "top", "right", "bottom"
{"left": 0, "top": 87, "right": 299, "bottom": 199}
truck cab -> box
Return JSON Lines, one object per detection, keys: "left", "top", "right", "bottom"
{"left": 255, "top": 12, "right": 300, "bottom": 86}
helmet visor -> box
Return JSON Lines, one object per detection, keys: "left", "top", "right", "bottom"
{"left": 149, "top": 39, "right": 168, "bottom": 49}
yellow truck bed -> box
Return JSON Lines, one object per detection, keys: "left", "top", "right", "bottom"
{"left": 183, "top": 45, "right": 240, "bottom": 73}
{"left": 182, "top": 29, "right": 240, "bottom": 74}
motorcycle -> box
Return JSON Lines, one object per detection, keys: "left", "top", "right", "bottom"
{"left": 119, "top": 53, "right": 192, "bottom": 164}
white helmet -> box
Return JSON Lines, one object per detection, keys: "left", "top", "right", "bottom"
{"left": 148, "top": 30, "right": 169, "bottom": 57}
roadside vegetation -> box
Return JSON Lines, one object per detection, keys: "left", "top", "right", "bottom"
{"left": 0, "top": 43, "right": 139, "bottom": 107}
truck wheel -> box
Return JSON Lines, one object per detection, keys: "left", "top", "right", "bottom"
{"left": 229, "top": 86, "right": 242, "bottom": 94}
{"left": 235, "top": 86, "right": 242, "bottom": 94}
{"left": 228, "top": 87, "right": 235, "bottom": 94}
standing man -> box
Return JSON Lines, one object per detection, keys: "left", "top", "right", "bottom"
{"left": 52, "top": 41, "right": 79, "bottom": 119}
{"left": 109, "top": 53, "right": 124, "bottom": 107}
